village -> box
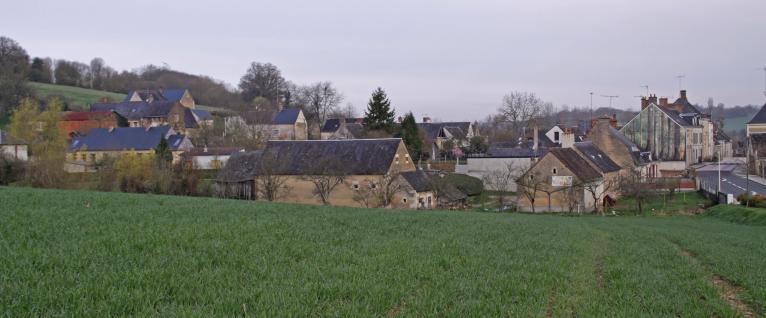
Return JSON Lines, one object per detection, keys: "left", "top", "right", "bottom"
{"left": 4, "top": 80, "right": 766, "bottom": 213}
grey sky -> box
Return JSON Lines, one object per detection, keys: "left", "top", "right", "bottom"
{"left": 2, "top": 0, "right": 765, "bottom": 121}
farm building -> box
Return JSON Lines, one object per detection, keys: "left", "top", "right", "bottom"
{"left": 59, "top": 111, "right": 123, "bottom": 140}
{"left": 0, "top": 130, "right": 28, "bottom": 161}
{"left": 320, "top": 118, "right": 365, "bottom": 140}
{"left": 181, "top": 147, "right": 244, "bottom": 170}
{"left": 224, "top": 108, "right": 308, "bottom": 141}
{"left": 90, "top": 101, "right": 200, "bottom": 134}
{"left": 418, "top": 119, "right": 480, "bottom": 159}
{"left": 124, "top": 88, "right": 196, "bottom": 108}
{"left": 66, "top": 126, "right": 193, "bottom": 172}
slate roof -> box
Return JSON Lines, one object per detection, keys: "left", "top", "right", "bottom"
{"left": 261, "top": 139, "right": 403, "bottom": 175}
{"left": 240, "top": 108, "right": 302, "bottom": 125}
{"left": 191, "top": 109, "right": 212, "bottom": 121}
{"left": 573, "top": 142, "right": 621, "bottom": 173}
{"left": 486, "top": 146, "right": 544, "bottom": 158}
{"left": 123, "top": 88, "right": 187, "bottom": 103}
{"left": 184, "top": 147, "right": 244, "bottom": 157}
{"left": 91, "top": 101, "right": 178, "bottom": 120}
{"left": 548, "top": 148, "right": 602, "bottom": 182}
{"left": 0, "top": 130, "right": 26, "bottom": 145}
{"left": 655, "top": 105, "right": 696, "bottom": 127}
{"left": 747, "top": 103, "right": 766, "bottom": 125}
{"left": 68, "top": 126, "right": 186, "bottom": 152}
{"left": 418, "top": 122, "right": 472, "bottom": 140}
{"left": 216, "top": 151, "right": 263, "bottom": 182}
{"left": 400, "top": 170, "right": 434, "bottom": 192}
{"left": 62, "top": 111, "right": 114, "bottom": 121}
{"left": 183, "top": 108, "right": 199, "bottom": 129}
{"left": 321, "top": 118, "right": 364, "bottom": 133}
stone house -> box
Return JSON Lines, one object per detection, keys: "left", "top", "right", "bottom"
{"left": 90, "top": 101, "right": 200, "bottom": 134}
{"left": 620, "top": 91, "right": 727, "bottom": 172}
{"left": 587, "top": 115, "right": 650, "bottom": 174}
{"left": 456, "top": 147, "right": 542, "bottom": 192}
{"left": 66, "top": 126, "right": 193, "bottom": 172}
{"left": 224, "top": 108, "right": 308, "bottom": 141}
{"left": 320, "top": 118, "right": 365, "bottom": 140}
{"left": 746, "top": 102, "right": 766, "bottom": 175}
{"left": 125, "top": 88, "right": 196, "bottom": 108}
{"left": 216, "top": 138, "right": 458, "bottom": 209}
{"left": 516, "top": 147, "right": 604, "bottom": 212}
{"left": 418, "top": 119, "right": 479, "bottom": 159}
{"left": 59, "top": 111, "right": 123, "bottom": 140}
{"left": 0, "top": 130, "right": 28, "bottom": 161}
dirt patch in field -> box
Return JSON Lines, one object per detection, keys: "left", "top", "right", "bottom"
{"left": 545, "top": 292, "right": 556, "bottom": 318}
{"left": 594, "top": 259, "right": 606, "bottom": 289}
{"left": 678, "top": 247, "right": 755, "bottom": 318}
{"left": 386, "top": 299, "right": 405, "bottom": 318}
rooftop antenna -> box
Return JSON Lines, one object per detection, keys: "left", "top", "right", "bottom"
{"left": 760, "top": 66, "right": 766, "bottom": 97}
{"left": 676, "top": 74, "right": 685, "bottom": 93}
{"left": 589, "top": 92, "right": 594, "bottom": 129}
{"left": 640, "top": 85, "right": 649, "bottom": 97}
{"left": 601, "top": 95, "right": 619, "bottom": 108}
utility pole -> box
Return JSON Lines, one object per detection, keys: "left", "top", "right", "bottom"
{"left": 601, "top": 95, "right": 619, "bottom": 108}
{"left": 760, "top": 66, "right": 766, "bottom": 97}
{"left": 589, "top": 92, "right": 594, "bottom": 130}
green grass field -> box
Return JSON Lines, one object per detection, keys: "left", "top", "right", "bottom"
{"left": 707, "top": 204, "right": 766, "bottom": 226}
{"left": 1, "top": 187, "right": 764, "bottom": 317}
{"left": 29, "top": 82, "right": 126, "bottom": 110}
{"left": 28, "top": 82, "right": 232, "bottom": 114}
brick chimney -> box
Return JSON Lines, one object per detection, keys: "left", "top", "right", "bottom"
{"left": 679, "top": 90, "right": 687, "bottom": 99}
{"left": 659, "top": 97, "right": 668, "bottom": 107}
{"left": 648, "top": 94, "right": 658, "bottom": 106}
{"left": 610, "top": 114, "right": 618, "bottom": 128}
{"left": 422, "top": 117, "right": 432, "bottom": 123}
{"left": 641, "top": 96, "right": 650, "bottom": 110}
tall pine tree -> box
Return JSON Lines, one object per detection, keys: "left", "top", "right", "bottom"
{"left": 154, "top": 136, "right": 173, "bottom": 167}
{"left": 363, "top": 87, "right": 395, "bottom": 133}
{"left": 397, "top": 112, "right": 422, "bottom": 159}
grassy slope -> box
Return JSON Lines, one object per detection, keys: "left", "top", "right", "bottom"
{"left": 706, "top": 204, "right": 766, "bottom": 226}
{"left": 723, "top": 115, "right": 751, "bottom": 132}
{"left": 613, "top": 191, "right": 712, "bottom": 215}
{"left": 1, "top": 187, "right": 765, "bottom": 317}
{"left": 29, "top": 82, "right": 231, "bottom": 113}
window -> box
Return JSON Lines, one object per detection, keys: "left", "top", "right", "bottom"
{"left": 271, "top": 129, "right": 279, "bottom": 137}
{"left": 352, "top": 182, "right": 360, "bottom": 190}
{"left": 80, "top": 154, "right": 86, "bottom": 161}
{"left": 370, "top": 183, "right": 377, "bottom": 189}
{"left": 402, "top": 198, "right": 407, "bottom": 203}
{"left": 552, "top": 168, "right": 557, "bottom": 174}
{"left": 554, "top": 131, "right": 560, "bottom": 142}
{"left": 89, "top": 154, "right": 96, "bottom": 162}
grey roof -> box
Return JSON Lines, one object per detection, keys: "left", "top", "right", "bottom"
{"left": 747, "top": 103, "right": 766, "bottom": 125}
{"left": 240, "top": 108, "right": 301, "bottom": 125}
{"left": 183, "top": 108, "right": 198, "bottom": 129}
{"left": 655, "top": 105, "right": 696, "bottom": 127}
{"left": 272, "top": 108, "right": 301, "bottom": 125}
{"left": 400, "top": 170, "right": 434, "bottom": 192}
{"left": 184, "top": 147, "right": 244, "bottom": 157}
{"left": 123, "top": 88, "right": 188, "bottom": 103}
{"left": 68, "top": 126, "right": 186, "bottom": 152}
{"left": 573, "top": 142, "right": 621, "bottom": 173}
{"left": 91, "top": 101, "right": 178, "bottom": 120}
{"left": 261, "top": 139, "right": 403, "bottom": 175}
{"left": 321, "top": 118, "right": 364, "bottom": 133}
{"left": 418, "top": 122, "right": 472, "bottom": 140}
{"left": 217, "top": 151, "right": 263, "bottom": 182}
{"left": 191, "top": 109, "right": 213, "bottom": 121}
{"left": 345, "top": 123, "right": 365, "bottom": 138}
{"left": 549, "top": 148, "right": 602, "bottom": 182}
{"left": 0, "top": 130, "right": 26, "bottom": 145}
{"left": 486, "top": 146, "right": 544, "bottom": 158}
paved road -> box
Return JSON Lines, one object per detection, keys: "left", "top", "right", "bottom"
{"left": 697, "top": 170, "right": 766, "bottom": 197}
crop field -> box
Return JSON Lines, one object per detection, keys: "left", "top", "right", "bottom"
{"left": 1, "top": 187, "right": 764, "bottom": 317}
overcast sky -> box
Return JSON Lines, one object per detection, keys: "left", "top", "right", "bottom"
{"left": 2, "top": 0, "right": 766, "bottom": 121}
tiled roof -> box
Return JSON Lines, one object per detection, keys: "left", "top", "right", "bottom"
{"left": 573, "top": 142, "right": 621, "bottom": 173}
{"left": 400, "top": 170, "right": 434, "bottom": 192}
{"left": 68, "top": 126, "right": 186, "bottom": 152}
{"left": 261, "top": 139, "right": 403, "bottom": 175}
{"left": 608, "top": 126, "right": 648, "bottom": 165}
{"left": 216, "top": 151, "right": 263, "bottom": 182}
{"left": 90, "top": 101, "right": 177, "bottom": 120}
{"left": 240, "top": 108, "right": 302, "bottom": 125}
{"left": 321, "top": 118, "right": 364, "bottom": 133}
{"left": 123, "top": 88, "right": 187, "bottom": 103}
{"left": 549, "top": 148, "right": 602, "bottom": 182}
{"left": 272, "top": 108, "right": 301, "bottom": 125}
{"left": 747, "top": 103, "right": 766, "bottom": 125}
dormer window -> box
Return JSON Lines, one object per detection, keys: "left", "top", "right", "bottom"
{"left": 554, "top": 131, "right": 560, "bottom": 142}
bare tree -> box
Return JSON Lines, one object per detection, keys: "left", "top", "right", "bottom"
{"left": 302, "top": 158, "right": 348, "bottom": 205}
{"left": 517, "top": 169, "right": 546, "bottom": 213}
{"left": 374, "top": 168, "right": 406, "bottom": 208}
{"left": 482, "top": 161, "right": 523, "bottom": 208}
{"left": 620, "top": 168, "right": 650, "bottom": 215}
{"left": 500, "top": 91, "right": 544, "bottom": 136}
{"left": 583, "top": 177, "right": 618, "bottom": 215}
{"left": 255, "top": 152, "right": 291, "bottom": 201}
{"left": 300, "top": 81, "right": 344, "bottom": 125}
{"left": 563, "top": 184, "right": 584, "bottom": 214}
{"left": 239, "top": 62, "right": 286, "bottom": 105}
{"left": 352, "top": 178, "right": 379, "bottom": 208}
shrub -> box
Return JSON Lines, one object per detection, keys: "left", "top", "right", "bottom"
{"left": 0, "top": 154, "right": 24, "bottom": 185}
{"left": 736, "top": 193, "right": 766, "bottom": 208}
{"left": 443, "top": 173, "right": 484, "bottom": 196}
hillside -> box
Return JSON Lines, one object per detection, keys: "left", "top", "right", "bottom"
{"left": 1, "top": 187, "right": 764, "bottom": 317}
{"left": 28, "top": 82, "right": 232, "bottom": 114}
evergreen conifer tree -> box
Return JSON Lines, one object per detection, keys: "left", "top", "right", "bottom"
{"left": 363, "top": 87, "right": 395, "bottom": 132}
{"left": 398, "top": 112, "right": 422, "bottom": 159}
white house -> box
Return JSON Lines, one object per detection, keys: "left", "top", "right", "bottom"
{"left": 182, "top": 147, "right": 244, "bottom": 170}
{"left": 0, "top": 130, "right": 28, "bottom": 161}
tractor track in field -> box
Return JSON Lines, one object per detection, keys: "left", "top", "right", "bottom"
{"left": 677, "top": 247, "right": 756, "bottom": 318}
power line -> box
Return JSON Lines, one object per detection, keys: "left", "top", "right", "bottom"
{"left": 601, "top": 95, "right": 619, "bottom": 108}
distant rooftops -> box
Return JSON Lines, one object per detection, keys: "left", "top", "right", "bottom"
{"left": 68, "top": 126, "right": 188, "bottom": 152}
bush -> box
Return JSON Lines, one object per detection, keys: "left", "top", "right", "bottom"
{"left": 0, "top": 154, "right": 24, "bottom": 185}
{"left": 736, "top": 193, "right": 766, "bottom": 208}
{"left": 443, "top": 173, "right": 484, "bottom": 196}
{"left": 706, "top": 204, "right": 766, "bottom": 226}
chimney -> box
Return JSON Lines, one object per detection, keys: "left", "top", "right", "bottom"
{"left": 610, "top": 114, "right": 618, "bottom": 128}
{"left": 422, "top": 117, "right": 432, "bottom": 123}
{"left": 641, "top": 96, "right": 649, "bottom": 110}
{"left": 532, "top": 121, "right": 539, "bottom": 151}
{"left": 561, "top": 129, "right": 575, "bottom": 149}
{"left": 648, "top": 94, "right": 658, "bottom": 106}
{"left": 659, "top": 97, "right": 668, "bottom": 107}
{"left": 679, "top": 90, "right": 687, "bottom": 99}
